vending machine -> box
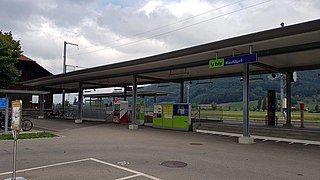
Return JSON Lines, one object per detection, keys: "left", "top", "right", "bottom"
{"left": 113, "top": 101, "right": 129, "bottom": 123}
{"left": 136, "top": 102, "right": 145, "bottom": 125}
{"left": 153, "top": 103, "right": 191, "bottom": 131}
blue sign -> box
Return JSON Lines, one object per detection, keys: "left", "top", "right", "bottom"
{"left": 224, "top": 54, "right": 257, "bottom": 66}
{"left": 209, "top": 54, "right": 257, "bottom": 68}
{"left": 0, "top": 98, "right": 6, "bottom": 108}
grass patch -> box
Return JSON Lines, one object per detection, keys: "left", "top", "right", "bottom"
{"left": 0, "top": 132, "right": 58, "bottom": 140}
{"left": 196, "top": 110, "right": 320, "bottom": 121}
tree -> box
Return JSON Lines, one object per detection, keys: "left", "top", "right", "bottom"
{"left": 0, "top": 31, "right": 22, "bottom": 88}
{"left": 262, "top": 98, "right": 267, "bottom": 112}
{"left": 256, "top": 98, "right": 262, "bottom": 111}
{"left": 315, "top": 105, "right": 319, "bottom": 112}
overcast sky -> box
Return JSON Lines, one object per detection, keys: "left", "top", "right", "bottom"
{"left": 1, "top": 0, "right": 319, "bottom": 75}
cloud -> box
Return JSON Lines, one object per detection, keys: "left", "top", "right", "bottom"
{"left": 0, "top": 0, "right": 319, "bottom": 75}
{"left": 138, "top": 0, "right": 163, "bottom": 17}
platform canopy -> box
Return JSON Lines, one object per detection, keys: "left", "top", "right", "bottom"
{"left": 84, "top": 90, "right": 172, "bottom": 98}
{"left": 22, "top": 19, "right": 320, "bottom": 91}
{"left": 0, "top": 89, "right": 51, "bottom": 95}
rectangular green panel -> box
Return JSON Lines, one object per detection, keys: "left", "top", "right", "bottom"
{"left": 139, "top": 112, "right": 145, "bottom": 120}
{"left": 209, "top": 58, "right": 224, "bottom": 68}
{"left": 162, "top": 104, "right": 173, "bottom": 128}
{"left": 173, "top": 116, "right": 189, "bottom": 130}
{"left": 153, "top": 117, "right": 162, "bottom": 127}
{"left": 162, "top": 118, "right": 173, "bottom": 128}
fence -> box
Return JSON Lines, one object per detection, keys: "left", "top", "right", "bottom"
{"left": 192, "top": 104, "right": 223, "bottom": 123}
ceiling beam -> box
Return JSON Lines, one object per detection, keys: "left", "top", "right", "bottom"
{"left": 250, "top": 62, "right": 284, "bottom": 73}
{"left": 137, "top": 75, "right": 180, "bottom": 83}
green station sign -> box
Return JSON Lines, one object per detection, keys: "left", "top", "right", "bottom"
{"left": 209, "top": 54, "right": 257, "bottom": 68}
{"left": 208, "top": 58, "right": 224, "bottom": 68}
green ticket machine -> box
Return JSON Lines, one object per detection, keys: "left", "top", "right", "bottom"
{"left": 136, "top": 102, "right": 145, "bottom": 125}
{"left": 153, "top": 103, "right": 191, "bottom": 131}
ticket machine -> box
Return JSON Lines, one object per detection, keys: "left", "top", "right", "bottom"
{"left": 153, "top": 103, "right": 191, "bottom": 131}
{"left": 113, "top": 101, "right": 129, "bottom": 123}
{"left": 136, "top": 102, "right": 145, "bottom": 125}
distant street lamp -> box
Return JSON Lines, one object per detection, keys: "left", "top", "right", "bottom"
{"left": 62, "top": 41, "right": 78, "bottom": 110}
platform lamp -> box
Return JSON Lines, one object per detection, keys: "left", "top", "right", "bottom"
{"left": 62, "top": 41, "right": 78, "bottom": 111}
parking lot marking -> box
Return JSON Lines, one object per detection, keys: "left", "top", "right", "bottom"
{"left": 197, "top": 129, "right": 320, "bottom": 145}
{"left": 0, "top": 158, "right": 162, "bottom": 180}
{"left": 115, "top": 174, "right": 141, "bottom": 180}
{"left": 0, "top": 158, "right": 91, "bottom": 176}
{"left": 90, "top": 158, "right": 162, "bottom": 180}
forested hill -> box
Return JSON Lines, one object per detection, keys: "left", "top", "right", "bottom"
{"left": 143, "top": 70, "right": 320, "bottom": 104}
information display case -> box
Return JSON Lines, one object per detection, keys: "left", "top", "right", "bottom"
{"left": 153, "top": 103, "right": 191, "bottom": 131}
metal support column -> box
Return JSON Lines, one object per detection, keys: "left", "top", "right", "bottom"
{"left": 129, "top": 75, "right": 138, "bottom": 129}
{"left": 132, "top": 75, "right": 137, "bottom": 125}
{"left": 62, "top": 41, "right": 67, "bottom": 111}
{"left": 238, "top": 47, "right": 254, "bottom": 144}
{"left": 124, "top": 86, "right": 127, "bottom": 101}
{"left": 39, "top": 94, "right": 44, "bottom": 118}
{"left": 242, "top": 63, "right": 250, "bottom": 137}
{"left": 280, "top": 74, "right": 287, "bottom": 120}
{"left": 284, "top": 71, "right": 293, "bottom": 127}
{"left": 180, "top": 81, "right": 184, "bottom": 103}
{"left": 76, "top": 82, "right": 83, "bottom": 123}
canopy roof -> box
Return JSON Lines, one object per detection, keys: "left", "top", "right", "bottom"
{"left": 0, "top": 89, "right": 50, "bottom": 95}
{"left": 22, "top": 19, "right": 320, "bottom": 91}
{"left": 84, "top": 90, "right": 172, "bottom": 98}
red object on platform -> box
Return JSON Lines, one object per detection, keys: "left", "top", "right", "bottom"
{"left": 120, "top": 112, "right": 129, "bottom": 123}
{"left": 300, "top": 103, "right": 305, "bottom": 110}
{"left": 114, "top": 98, "right": 119, "bottom": 103}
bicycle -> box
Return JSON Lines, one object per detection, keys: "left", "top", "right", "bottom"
{"left": 0, "top": 112, "right": 33, "bottom": 131}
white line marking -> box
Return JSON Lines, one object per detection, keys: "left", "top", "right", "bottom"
{"left": 115, "top": 174, "right": 141, "bottom": 180}
{"left": 0, "top": 158, "right": 91, "bottom": 176}
{"left": 90, "top": 158, "right": 162, "bottom": 180}
{"left": 0, "top": 158, "right": 162, "bottom": 180}
{"left": 196, "top": 129, "right": 320, "bottom": 145}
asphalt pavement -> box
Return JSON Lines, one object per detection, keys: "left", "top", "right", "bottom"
{"left": 0, "top": 118, "right": 320, "bottom": 180}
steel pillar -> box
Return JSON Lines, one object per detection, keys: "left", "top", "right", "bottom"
{"left": 76, "top": 82, "right": 83, "bottom": 123}
{"left": 132, "top": 75, "right": 137, "bottom": 125}
{"left": 39, "top": 94, "right": 44, "bottom": 118}
{"left": 284, "top": 71, "right": 293, "bottom": 127}
{"left": 180, "top": 81, "right": 184, "bottom": 103}
{"left": 238, "top": 62, "right": 254, "bottom": 144}
{"left": 242, "top": 63, "right": 250, "bottom": 137}
{"left": 124, "top": 86, "right": 127, "bottom": 101}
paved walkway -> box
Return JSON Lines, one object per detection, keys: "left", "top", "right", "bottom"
{"left": 1, "top": 118, "right": 319, "bottom": 180}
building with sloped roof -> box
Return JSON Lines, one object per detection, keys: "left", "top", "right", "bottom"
{"left": 0, "top": 55, "right": 53, "bottom": 113}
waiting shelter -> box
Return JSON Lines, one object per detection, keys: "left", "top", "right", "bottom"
{"left": 22, "top": 19, "right": 320, "bottom": 143}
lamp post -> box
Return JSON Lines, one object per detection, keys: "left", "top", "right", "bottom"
{"left": 62, "top": 41, "right": 78, "bottom": 111}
